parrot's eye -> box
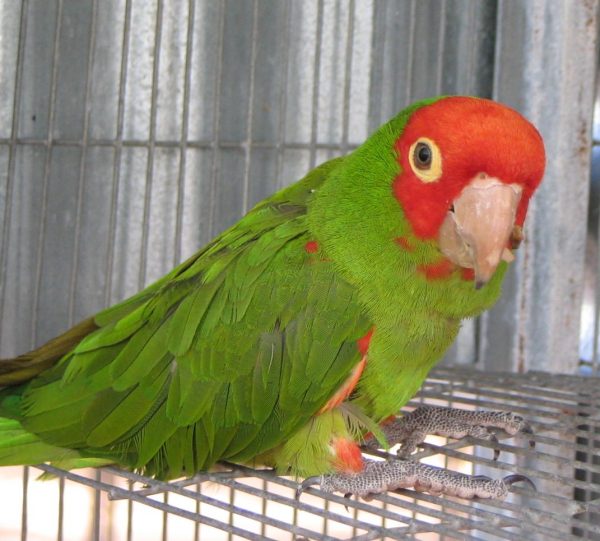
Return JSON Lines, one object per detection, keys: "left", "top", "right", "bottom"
{"left": 414, "top": 143, "right": 432, "bottom": 168}
{"left": 408, "top": 137, "right": 442, "bottom": 183}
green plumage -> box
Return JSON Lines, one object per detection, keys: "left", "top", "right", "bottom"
{"left": 0, "top": 97, "right": 510, "bottom": 479}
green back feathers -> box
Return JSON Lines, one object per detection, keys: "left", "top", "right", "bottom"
{"left": 0, "top": 157, "right": 372, "bottom": 478}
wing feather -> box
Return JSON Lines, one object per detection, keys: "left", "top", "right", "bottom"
{"left": 16, "top": 157, "right": 372, "bottom": 477}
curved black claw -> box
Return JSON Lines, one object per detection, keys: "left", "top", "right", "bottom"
{"left": 296, "top": 476, "right": 321, "bottom": 500}
{"left": 503, "top": 474, "right": 537, "bottom": 492}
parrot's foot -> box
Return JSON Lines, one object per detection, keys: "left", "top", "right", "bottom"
{"left": 296, "top": 458, "right": 535, "bottom": 501}
{"left": 364, "top": 406, "right": 534, "bottom": 460}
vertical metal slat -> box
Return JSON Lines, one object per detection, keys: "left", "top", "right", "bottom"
{"left": 340, "top": 0, "right": 355, "bottom": 154}
{"left": 172, "top": 0, "right": 195, "bottom": 267}
{"left": 104, "top": 0, "right": 133, "bottom": 307}
{"left": 241, "top": 0, "right": 259, "bottom": 215}
{"left": 308, "top": 0, "right": 324, "bottom": 171}
{"left": 138, "top": 0, "right": 164, "bottom": 289}
{"left": 273, "top": 0, "right": 291, "bottom": 192}
{"left": 0, "top": 0, "right": 27, "bottom": 354}
{"left": 67, "top": 0, "right": 98, "bottom": 325}
{"left": 30, "top": 0, "right": 64, "bottom": 348}
{"left": 206, "top": 1, "right": 226, "bottom": 239}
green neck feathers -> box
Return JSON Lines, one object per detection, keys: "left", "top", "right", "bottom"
{"left": 307, "top": 100, "right": 507, "bottom": 418}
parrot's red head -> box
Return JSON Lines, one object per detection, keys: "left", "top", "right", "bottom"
{"left": 393, "top": 96, "right": 545, "bottom": 286}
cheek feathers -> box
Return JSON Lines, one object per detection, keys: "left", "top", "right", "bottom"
{"left": 393, "top": 140, "right": 453, "bottom": 238}
{"left": 393, "top": 180, "right": 449, "bottom": 238}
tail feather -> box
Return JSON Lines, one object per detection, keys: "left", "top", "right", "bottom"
{"left": 0, "top": 317, "right": 98, "bottom": 386}
{"left": 0, "top": 417, "right": 81, "bottom": 466}
{"left": 0, "top": 417, "right": 114, "bottom": 472}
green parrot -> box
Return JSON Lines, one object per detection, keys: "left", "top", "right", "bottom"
{"left": 0, "top": 96, "right": 545, "bottom": 499}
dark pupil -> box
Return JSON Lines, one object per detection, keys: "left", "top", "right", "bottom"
{"left": 415, "top": 143, "right": 432, "bottom": 167}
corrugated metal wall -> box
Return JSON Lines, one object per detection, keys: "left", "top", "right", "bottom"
{"left": 486, "top": 0, "right": 598, "bottom": 373}
{"left": 0, "top": 0, "right": 597, "bottom": 376}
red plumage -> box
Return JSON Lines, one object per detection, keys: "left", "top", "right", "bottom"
{"left": 393, "top": 97, "right": 545, "bottom": 239}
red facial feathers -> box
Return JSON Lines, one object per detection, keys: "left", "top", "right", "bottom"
{"left": 393, "top": 97, "right": 545, "bottom": 239}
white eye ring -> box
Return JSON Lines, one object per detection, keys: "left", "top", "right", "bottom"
{"left": 408, "top": 137, "right": 442, "bottom": 183}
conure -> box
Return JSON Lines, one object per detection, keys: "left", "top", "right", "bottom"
{"left": 0, "top": 96, "right": 545, "bottom": 499}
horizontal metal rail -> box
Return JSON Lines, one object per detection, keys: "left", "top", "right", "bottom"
{"left": 0, "top": 137, "right": 360, "bottom": 152}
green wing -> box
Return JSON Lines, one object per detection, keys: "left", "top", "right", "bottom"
{"left": 10, "top": 157, "right": 372, "bottom": 479}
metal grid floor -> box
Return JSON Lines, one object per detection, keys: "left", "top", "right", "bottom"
{"left": 17, "top": 367, "right": 600, "bottom": 540}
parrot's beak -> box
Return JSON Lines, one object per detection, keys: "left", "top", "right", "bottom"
{"left": 438, "top": 175, "right": 523, "bottom": 288}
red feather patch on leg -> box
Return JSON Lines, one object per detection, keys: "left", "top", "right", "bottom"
{"left": 332, "top": 437, "right": 364, "bottom": 473}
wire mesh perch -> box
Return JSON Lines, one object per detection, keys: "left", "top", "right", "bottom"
{"left": 13, "top": 367, "right": 600, "bottom": 541}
